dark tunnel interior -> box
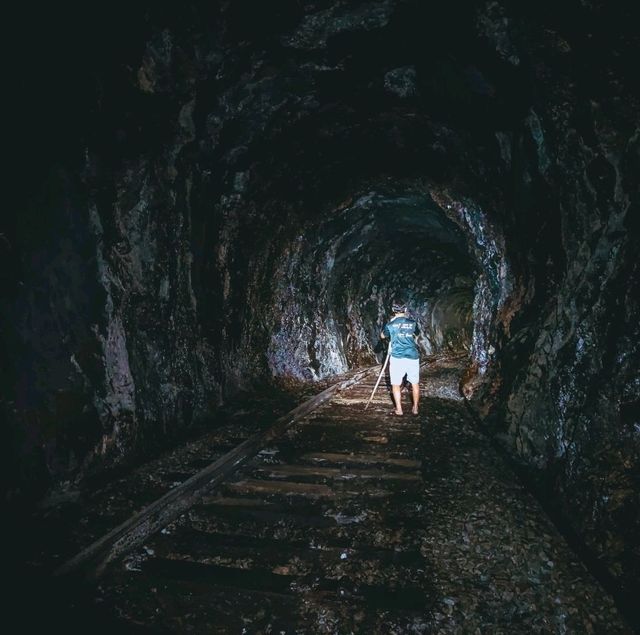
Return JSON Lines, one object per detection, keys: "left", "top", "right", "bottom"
{"left": 251, "top": 185, "right": 477, "bottom": 380}
{"left": 2, "top": 0, "right": 639, "bottom": 631}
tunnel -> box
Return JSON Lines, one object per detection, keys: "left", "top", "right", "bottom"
{"left": 236, "top": 184, "right": 476, "bottom": 380}
{"left": 2, "top": 1, "right": 639, "bottom": 632}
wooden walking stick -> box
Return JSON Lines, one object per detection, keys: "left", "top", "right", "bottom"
{"left": 364, "top": 347, "right": 391, "bottom": 410}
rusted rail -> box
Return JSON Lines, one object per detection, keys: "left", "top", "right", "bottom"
{"left": 54, "top": 366, "right": 376, "bottom": 578}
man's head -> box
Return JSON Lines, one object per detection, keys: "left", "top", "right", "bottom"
{"left": 392, "top": 300, "right": 407, "bottom": 314}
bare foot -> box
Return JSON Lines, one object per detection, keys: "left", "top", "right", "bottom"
{"left": 391, "top": 410, "right": 403, "bottom": 416}
{"left": 412, "top": 409, "right": 419, "bottom": 415}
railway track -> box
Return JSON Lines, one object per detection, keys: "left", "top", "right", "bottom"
{"left": 55, "top": 358, "right": 630, "bottom": 633}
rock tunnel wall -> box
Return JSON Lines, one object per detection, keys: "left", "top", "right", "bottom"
{"left": 463, "top": 3, "right": 640, "bottom": 594}
{"left": 2, "top": 0, "right": 638, "bottom": 597}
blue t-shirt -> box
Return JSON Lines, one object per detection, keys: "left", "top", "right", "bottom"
{"left": 383, "top": 316, "right": 419, "bottom": 359}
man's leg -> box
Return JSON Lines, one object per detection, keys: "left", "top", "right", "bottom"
{"left": 389, "top": 357, "right": 403, "bottom": 415}
{"left": 405, "top": 359, "right": 420, "bottom": 415}
{"left": 411, "top": 382, "right": 420, "bottom": 414}
{"left": 392, "top": 384, "right": 403, "bottom": 415}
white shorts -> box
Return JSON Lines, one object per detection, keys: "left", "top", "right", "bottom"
{"left": 389, "top": 357, "right": 419, "bottom": 385}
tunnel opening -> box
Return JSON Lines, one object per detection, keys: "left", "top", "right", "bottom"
{"left": 261, "top": 185, "right": 479, "bottom": 381}
{"left": 194, "top": 160, "right": 512, "bottom": 399}
{"left": 190, "top": 79, "right": 516, "bottom": 397}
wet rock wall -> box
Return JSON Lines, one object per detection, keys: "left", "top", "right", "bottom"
{"left": 467, "top": 1, "right": 640, "bottom": 600}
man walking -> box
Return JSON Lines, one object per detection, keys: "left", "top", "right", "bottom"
{"left": 380, "top": 301, "right": 420, "bottom": 416}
